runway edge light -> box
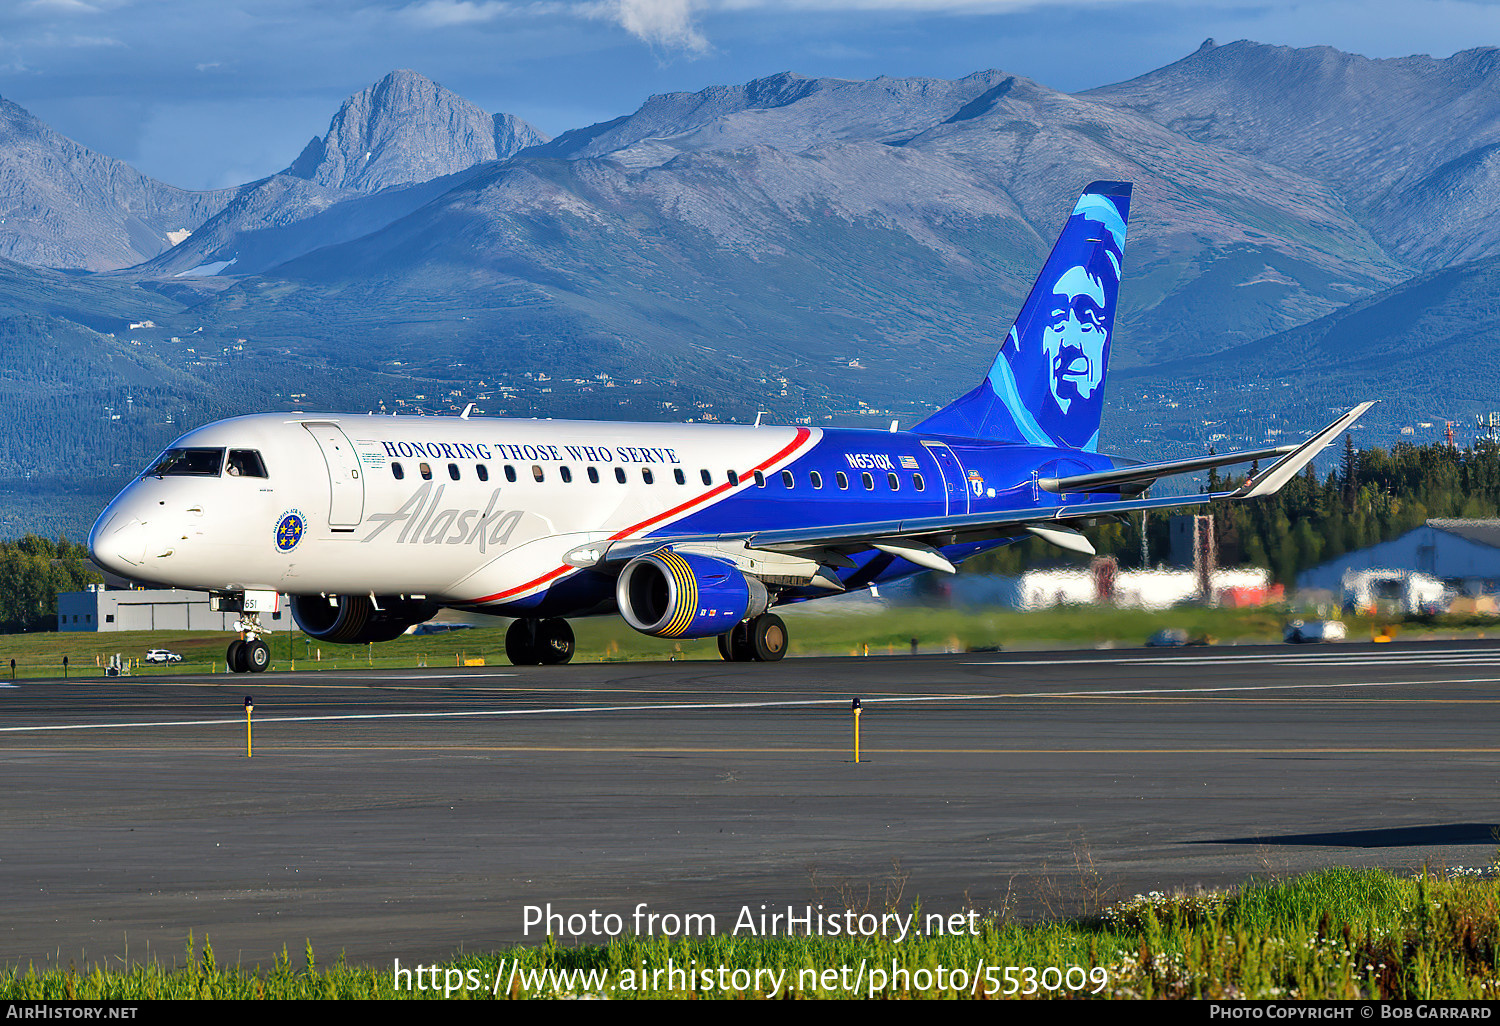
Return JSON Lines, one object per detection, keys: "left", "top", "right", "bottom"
{"left": 852, "top": 697, "right": 862, "bottom": 764}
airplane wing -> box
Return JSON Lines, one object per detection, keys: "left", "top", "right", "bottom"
{"left": 566, "top": 402, "right": 1374, "bottom": 576}
{"left": 1038, "top": 444, "right": 1295, "bottom": 496}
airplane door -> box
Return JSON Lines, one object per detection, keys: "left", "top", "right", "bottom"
{"left": 921, "top": 441, "right": 971, "bottom": 517}
{"left": 302, "top": 422, "right": 365, "bottom": 528}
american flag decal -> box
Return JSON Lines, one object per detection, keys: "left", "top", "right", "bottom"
{"left": 900, "top": 455, "right": 919, "bottom": 469}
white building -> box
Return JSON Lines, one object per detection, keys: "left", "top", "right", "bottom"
{"left": 57, "top": 585, "right": 289, "bottom": 632}
{"left": 1296, "top": 520, "right": 1500, "bottom": 601}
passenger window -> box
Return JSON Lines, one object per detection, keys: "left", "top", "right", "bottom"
{"left": 754, "top": 471, "right": 765, "bottom": 488}
{"left": 888, "top": 472, "right": 899, "bottom": 490}
{"left": 782, "top": 470, "right": 794, "bottom": 488}
{"left": 561, "top": 466, "right": 573, "bottom": 484}
{"left": 701, "top": 469, "right": 712, "bottom": 485}
{"left": 615, "top": 467, "right": 627, "bottom": 484}
{"left": 504, "top": 465, "right": 517, "bottom": 483}
{"left": 392, "top": 463, "right": 405, "bottom": 481}
{"left": 532, "top": 465, "right": 544, "bottom": 483}
{"left": 420, "top": 463, "right": 432, "bottom": 481}
{"left": 642, "top": 468, "right": 654, "bottom": 484}
{"left": 674, "top": 468, "right": 685, "bottom": 485}
{"left": 836, "top": 471, "right": 848, "bottom": 490}
{"left": 477, "top": 464, "right": 489, "bottom": 482}
{"left": 913, "top": 473, "right": 925, "bottom": 492}
{"left": 226, "top": 449, "right": 268, "bottom": 478}
{"left": 588, "top": 467, "right": 599, "bottom": 484}
{"left": 810, "top": 471, "right": 822, "bottom": 489}
{"left": 862, "top": 472, "right": 874, "bottom": 490}
{"left": 448, "top": 463, "right": 461, "bottom": 481}
{"left": 728, "top": 470, "right": 739, "bottom": 486}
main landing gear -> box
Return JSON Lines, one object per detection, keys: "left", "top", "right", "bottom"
{"left": 226, "top": 614, "right": 271, "bottom": 674}
{"left": 506, "top": 617, "right": 575, "bottom": 666}
{"left": 718, "top": 613, "right": 788, "bottom": 662}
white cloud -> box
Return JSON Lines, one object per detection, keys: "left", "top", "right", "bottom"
{"left": 611, "top": 0, "right": 710, "bottom": 53}
{"left": 22, "top": 0, "right": 102, "bottom": 13}
{"left": 401, "top": 0, "right": 516, "bottom": 26}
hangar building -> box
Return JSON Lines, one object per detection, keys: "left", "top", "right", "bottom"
{"left": 57, "top": 585, "right": 288, "bottom": 632}
{"left": 1296, "top": 519, "right": 1500, "bottom": 599}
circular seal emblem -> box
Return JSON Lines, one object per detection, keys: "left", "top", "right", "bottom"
{"left": 275, "top": 510, "right": 306, "bottom": 552}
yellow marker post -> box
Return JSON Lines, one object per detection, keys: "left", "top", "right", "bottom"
{"left": 852, "top": 697, "right": 862, "bottom": 764}
{"left": 244, "top": 696, "right": 254, "bottom": 758}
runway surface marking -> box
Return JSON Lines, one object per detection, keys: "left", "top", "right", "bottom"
{"left": 967, "top": 650, "right": 1500, "bottom": 668}
{"left": 4, "top": 676, "right": 1498, "bottom": 734}
{"left": 5, "top": 744, "right": 1500, "bottom": 757}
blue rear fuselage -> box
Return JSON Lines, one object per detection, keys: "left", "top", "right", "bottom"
{"left": 504, "top": 426, "right": 1122, "bottom": 617}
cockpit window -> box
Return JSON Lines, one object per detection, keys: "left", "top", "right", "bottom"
{"left": 226, "top": 449, "right": 268, "bottom": 478}
{"left": 145, "top": 447, "right": 224, "bottom": 478}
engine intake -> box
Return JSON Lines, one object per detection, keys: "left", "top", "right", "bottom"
{"left": 290, "top": 594, "right": 438, "bottom": 644}
{"left": 617, "top": 550, "right": 769, "bottom": 639}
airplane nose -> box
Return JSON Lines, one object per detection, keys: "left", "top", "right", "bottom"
{"left": 88, "top": 511, "right": 149, "bottom": 571}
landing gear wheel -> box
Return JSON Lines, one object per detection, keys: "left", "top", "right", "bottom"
{"left": 506, "top": 619, "right": 540, "bottom": 666}
{"left": 226, "top": 640, "right": 248, "bottom": 674}
{"left": 536, "top": 618, "right": 574, "bottom": 665}
{"left": 719, "top": 619, "right": 760, "bottom": 662}
{"left": 244, "top": 639, "right": 270, "bottom": 673}
{"left": 750, "top": 613, "right": 788, "bottom": 662}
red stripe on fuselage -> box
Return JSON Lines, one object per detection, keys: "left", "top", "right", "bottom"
{"left": 469, "top": 427, "right": 814, "bottom": 604}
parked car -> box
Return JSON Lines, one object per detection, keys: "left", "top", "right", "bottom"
{"left": 1283, "top": 620, "right": 1347, "bottom": 644}
{"left": 145, "top": 649, "right": 183, "bottom": 664}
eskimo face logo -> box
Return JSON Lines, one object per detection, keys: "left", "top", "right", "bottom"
{"left": 1041, "top": 265, "right": 1109, "bottom": 415}
{"left": 986, "top": 188, "right": 1128, "bottom": 452}
{"left": 275, "top": 510, "right": 306, "bottom": 552}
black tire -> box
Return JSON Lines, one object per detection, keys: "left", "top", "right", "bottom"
{"left": 751, "top": 614, "right": 788, "bottom": 662}
{"left": 727, "top": 620, "right": 758, "bottom": 661}
{"left": 506, "top": 619, "right": 540, "bottom": 666}
{"left": 717, "top": 633, "right": 735, "bottom": 661}
{"left": 537, "top": 618, "right": 574, "bottom": 665}
{"left": 245, "top": 640, "right": 271, "bottom": 673}
{"left": 227, "top": 640, "right": 248, "bottom": 674}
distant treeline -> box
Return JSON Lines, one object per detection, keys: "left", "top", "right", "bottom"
{"left": 0, "top": 535, "right": 101, "bottom": 632}
{"left": 964, "top": 438, "right": 1500, "bottom": 585}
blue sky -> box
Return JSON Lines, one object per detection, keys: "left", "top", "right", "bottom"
{"left": 3, "top": 0, "right": 1499, "bottom": 190}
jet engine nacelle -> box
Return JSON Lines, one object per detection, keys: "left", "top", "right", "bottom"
{"left": 616, "top": 550, "right": 769, "bottom": 639}
{"left": 290, "top": 594, "right": 439, "bottom": 644}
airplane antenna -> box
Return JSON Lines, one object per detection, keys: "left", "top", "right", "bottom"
{"left": 890, "top": 420, "right": 899, "bottom": 432}
{"left": 460, "top": 403, "right": 475, "bottom": 420}
{"left": 754, "top": 411, "right": 770, "bottom": 427}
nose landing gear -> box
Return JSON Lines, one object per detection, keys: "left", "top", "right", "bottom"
{"left": 226, "top": 613, "right": 271, "bottom": 673}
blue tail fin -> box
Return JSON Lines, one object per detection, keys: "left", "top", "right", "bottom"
{"left": 915, "top": 180, "right": 1131, "bottom": 451}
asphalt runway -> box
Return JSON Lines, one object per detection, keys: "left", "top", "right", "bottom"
{"left": 5, "top": 639, "right": 1500, "bottom": 968}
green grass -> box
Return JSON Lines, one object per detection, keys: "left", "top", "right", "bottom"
{"left": 5, "top": 868, "right": 1500, "bottom": 999}
{"left": 0, "top": 605, "right": 1401, "bottom": 679}
{"left": 2, "top": 603, "right": 1487, "bottom": 679}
